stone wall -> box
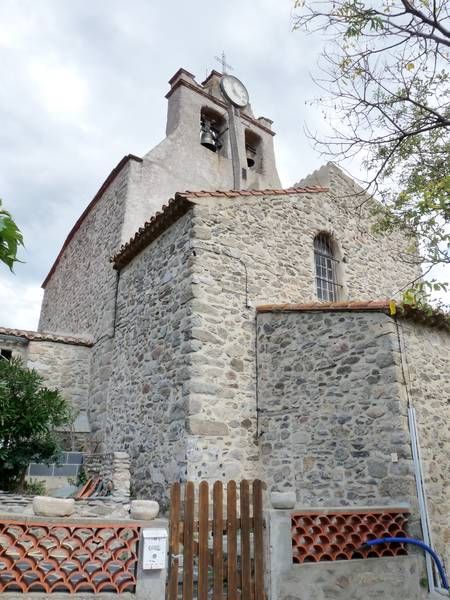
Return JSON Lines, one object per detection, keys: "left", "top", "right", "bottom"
{"left": 103, "top": 212, "right": 194, "bottom": 506}
{"left": 0, "top": 335, "right": 28, "bottom": 359}
{"left": 256, "top": 310, "right": 417, "bottom": 513}
{"left": 184, "top": 187, "right": 419, "bottom": 484}
{"left": 0, "top": 493, "right": 130, "bottom": 519}
{"left": 0, "top": 492, "right": 34, "bottom": 515}
{"left": 38, "top": 158, "right": 134, "bottom": 339}
{"left": 27, "top": 340, "right": 91, "bottom": 414}
{"left": 400, "top": 321, "right": 450, "bottom": 569}
{"left": 278, "top": 557, "right": 424, "bottom": 600}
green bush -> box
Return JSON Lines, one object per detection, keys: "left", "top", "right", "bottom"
{"left": 0, "top": 357, "right": 72, "bottom": 491}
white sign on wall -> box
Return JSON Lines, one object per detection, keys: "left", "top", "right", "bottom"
{"left": 142, "top": 528, "right": 168, "bottom": 570}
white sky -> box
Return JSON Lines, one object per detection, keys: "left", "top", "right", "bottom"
{"left": 0, "top": 0, "right": 448, "bottom": 330}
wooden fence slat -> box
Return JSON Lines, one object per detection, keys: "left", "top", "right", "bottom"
{"left": 240, "top": 479, "right": 251, "bottom": 600}
{"left": 198, "top": 481, "right": 209, "bottom": 600}
{"left": 253, "top": 480, "right": 264, "bottom": 600}
{"left": 183, "top": 481, "right": 195, "bottom": 600}
{"left": 213, "top": 481, "right": 224, "bottom": 600}
{"left": 227, "top": 480, "right": 238, "bottom": 600}
{"left": 167, "top": 482, "right": 181, "bottom": 600}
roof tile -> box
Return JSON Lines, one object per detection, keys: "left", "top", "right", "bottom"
{"left": 0, "top": 327, "right": 93, "bottom": 347}
{"left": 112, "top": 185, "right": 329, "bottom": 270}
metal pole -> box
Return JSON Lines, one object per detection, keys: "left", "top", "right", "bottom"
{"left": 408, "top": 405, "right": 436, "bottom": 592}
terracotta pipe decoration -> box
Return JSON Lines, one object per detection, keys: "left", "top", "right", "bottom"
{"left": 0, "top": 519, "right": 140, "bottom": 593}
{"left": 291, "top": 509, "right": 409, "bottom": 563}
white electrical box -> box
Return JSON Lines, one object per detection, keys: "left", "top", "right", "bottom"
{"left": 142, "top": 528, "right": 168, "bottom": 570}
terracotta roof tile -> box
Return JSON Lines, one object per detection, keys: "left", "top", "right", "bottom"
{"left": 257, "top": 300, "right": 391, "bottom": 313}
{"left": 112, "top": 186, "right": 328, "bottom": 270}
{"left": 0, "top": 327, "right": 93, "bottom": 346}
{"left": 176, "top": 186, "right": 328, "bottom": 200}
{"left": 111, "top": 195, "right": 193, "bottom": 270}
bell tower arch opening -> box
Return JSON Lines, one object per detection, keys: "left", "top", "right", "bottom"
{"left": 244, "top": 129, "right": 263, "bottom": 173}
{"left": 200, "top": 106, "right": 228, "bottom": 157}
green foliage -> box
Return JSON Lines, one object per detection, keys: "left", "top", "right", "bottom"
{"left": 395, "top": 282, "right": 450, "bottom": 330}
{"left": 0, "top": 199, "right": 23, "bottom": 271}
{"left": 77, "top": 466, "right": 87, "bottom": 487}
{"left": 23, "top": 479, "right": 47, "bottom": 496}
{"left": 293, "top": 0, "right": 450, "bottom": 280}
{"left": 0, "top": 357, "right": 73, "bottom": 491}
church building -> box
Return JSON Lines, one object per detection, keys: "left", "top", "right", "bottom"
{"left": 0, "top": 67, "right": 448, "bottom": 572}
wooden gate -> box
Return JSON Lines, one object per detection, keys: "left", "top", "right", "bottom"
{"left": 167, "top": 479, "right": 265, "bottom": 600}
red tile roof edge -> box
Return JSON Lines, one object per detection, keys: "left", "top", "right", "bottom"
{"left": 177, "top": 186, "right": 328, "bottom": 198}
{"left": 257, "top": 300, "right": 391, "bottom": 313}
{"left": 111, "top": 186, "right": 328, "bottom": 270}
{"left": 0, "top": 327, "right": 93, "bottom": 347}
{"left": 41, "top": 154, "right": 143, "bottom": 289}
{"left": 111, "top": 194, "right": 193, "bottom": 271}
{"left": 256, "top": 301, "right": 450, "bottom": 331}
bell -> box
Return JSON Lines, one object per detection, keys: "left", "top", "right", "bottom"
{"left": 201, "top": 129, "right": 217, "bottom": 151}
{"left": 246, "top": 146, "right": 256, "bottom": 168}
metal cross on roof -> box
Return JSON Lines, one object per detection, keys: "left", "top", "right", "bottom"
{"left": 215, "top": 51, "right": 233, "bottom": 74}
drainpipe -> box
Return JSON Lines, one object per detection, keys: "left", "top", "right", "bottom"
{"left": 395, "top": 319, "right": 437, "bottom": 593}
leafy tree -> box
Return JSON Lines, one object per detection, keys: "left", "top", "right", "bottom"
{"left": 0, "top": 357, "right": 72, "bottom": 491}
{"left": 0, "top": 198, "right": 23, "bottom": 271}
{"left": 293, "top": 0, "right": 450, "bottom": 279}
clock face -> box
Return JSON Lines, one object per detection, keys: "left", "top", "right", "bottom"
{"left": 220, "top": 75, "right": 249, "bottom": 108}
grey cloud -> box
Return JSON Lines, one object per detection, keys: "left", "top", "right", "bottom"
{"left": 0, "top": 0, "right": 328, "bottom": 328}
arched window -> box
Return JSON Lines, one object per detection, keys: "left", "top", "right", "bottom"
{"left": 314, "top": 233, "right": 340, "bottom": 301}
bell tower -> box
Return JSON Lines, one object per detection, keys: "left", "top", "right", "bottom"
{"left": 163, "top": 68, "right": 280, "bottom": 190}
{"left": 120, "top": 67, "right": 281, "bottom": 243}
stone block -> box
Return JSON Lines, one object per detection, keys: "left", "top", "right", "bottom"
{"left": 188, "top": 418, "right": 228, "bottom": 436}
{"left": 33, "top": 496, "right": 75, "bottom": 517}
{"left": 271, "top": 491, "right": 296, "bottom": 509}
{"left": 131, "top": 500, "right": 160, "bottom": 520}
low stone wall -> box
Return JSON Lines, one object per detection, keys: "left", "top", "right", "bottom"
{"left": 0, "top": 492, "right": 34, "bottom": 515}
{"left": 84, "top": 451, "right": 131, "bottom": 500}
{"left": 0, "top": 453, "right": 131, "bottom": 518}
{"left": 74, "top": 497, "right": 130, "bottom": 518}
{"left": 278, "top": 556, "right": 425, "bottom": 600}
{"left": 0, "top": 513, "right": 168, "bottom": 600}
{"left": 0, "top": 494, "right": 130, "bottom": 519}
{"left": 268, "top": 507, "right": 427, "bottom": 600}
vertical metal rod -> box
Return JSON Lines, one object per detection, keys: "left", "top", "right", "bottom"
{"left": 228, "top": 106, "right": 241, "bottom": 190}
{"left": 408, "top": 406, "right": 436, "bottom": 592}
{"left": 396, "top": 319, "right": 437, "bottom": 592}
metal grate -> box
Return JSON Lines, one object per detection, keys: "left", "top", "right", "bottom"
{"left": 314, "top": 233, "right": 340, "bottom": 301}
{"left": 292, "top": 509, "right": 409, "bottom": 563}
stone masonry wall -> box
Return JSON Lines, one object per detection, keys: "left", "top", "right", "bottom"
{"left": 103, "top": 212, "right": 193, "bottom": 506}
{"left": 38, "top": 159, "right": 133, "bottom": 339}
{"left": 400, "top": 321, "right": 450, "bottom": 569}
{"left": 0, "top": 335, "right": 28, "bottom": 359}
{"left": 27, "top": 341, "right": 91, "bottom": 414}
{"left": 184, "top": 188, "right": 419, "bottom": 485}
{"left": 256, "top": 311, "right": 417, "bottom": 513}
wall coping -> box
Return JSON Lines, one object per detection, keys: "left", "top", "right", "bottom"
{"left": 0, "top": 327, "right": 93, "bottom": 347}
{"left": 257, "top": 300, "right": 450, "bottom": 331}
{"left": 0, "top": 512, "right": 167, "bottom": 528}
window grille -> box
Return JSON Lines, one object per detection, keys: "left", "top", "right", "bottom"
{"left": 314, "top": 233, "right": 340, "bottom": 302}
